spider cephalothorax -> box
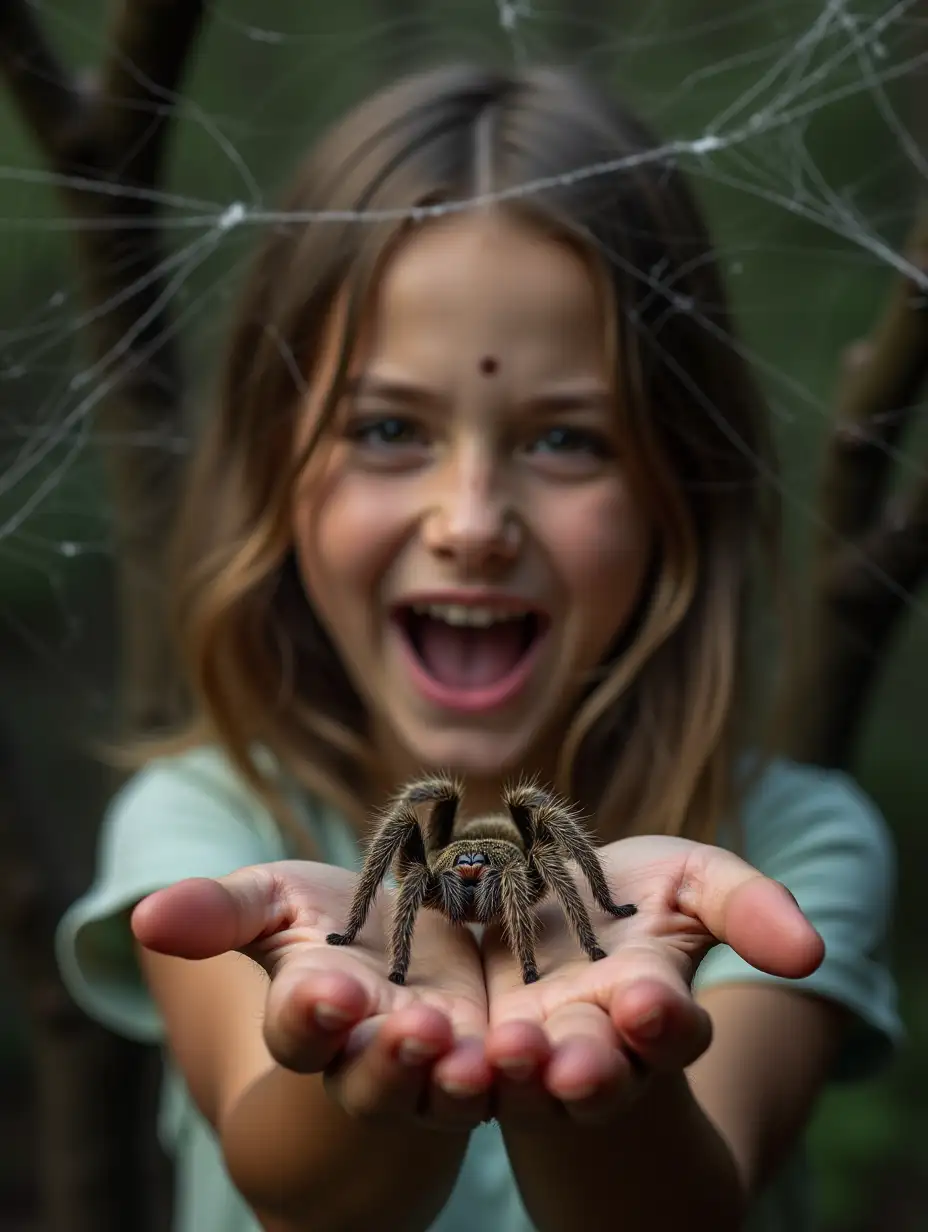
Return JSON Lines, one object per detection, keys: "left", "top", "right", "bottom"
{"left": 326, "top": 776, "right": 636, "bottom": 985}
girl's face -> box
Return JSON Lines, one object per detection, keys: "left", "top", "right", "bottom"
{"left": 293, "top": 212, "right": 652, "bottom": 797}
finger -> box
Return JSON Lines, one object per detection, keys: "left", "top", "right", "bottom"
{"left": 541, "top": 1004, "right": 632, "bottom": 1123}
{"left": 427, "top": 1037, "right": 494, "bottom": 1129}
{"left": 263, "top": 965, "right": 373, "bottom": 1072}
{"left": 131, "top": 867, "right": 289, "bottom": 959}
{"left": 610, "top": 977, "right": 712, "bottom": 1072}
{"left": 483, "top": 1020, "right": 554, "bottom": 1128}
{"left": 677, "top": 852, "right": 825, "bottom": 977}
{"left": 323, "top": 1006, "right": 458, "bottom": 1122}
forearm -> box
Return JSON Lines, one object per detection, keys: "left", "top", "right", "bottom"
{"left": 501, "top": 1072, "right": 747, "bottom": 1232}
{"left": 220, "top": 1063, "right": 470, "bottom": 1232}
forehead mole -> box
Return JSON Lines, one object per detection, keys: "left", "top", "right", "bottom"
{"left": 478, "top": 355, "right": 499, "bottom": 376}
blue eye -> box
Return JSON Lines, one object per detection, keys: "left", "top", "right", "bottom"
{"left": 529, "top": 426, "right": 610, "bottom": 457}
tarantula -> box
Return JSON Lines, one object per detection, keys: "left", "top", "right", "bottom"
{"left": 326, "top": 776, "right": 637, "bottom": 985}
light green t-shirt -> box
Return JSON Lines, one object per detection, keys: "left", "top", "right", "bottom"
{"left": 55, "top": 749, "right": 902, "bottom": 1232}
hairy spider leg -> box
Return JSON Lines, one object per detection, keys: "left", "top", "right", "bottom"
{"left": 504, "top": 784, "right": 637, "bottom": 920}
{"left": 438, "top": 870, "right": 471, "bottom": 923}
{"left": 497, "top": 863, "right": 541, "bottom": 984}
{"left": 387, "top": 862, "right": 432, "bottom": 985}
{"left": 531, "top": 843, "right": 608, "bottom": 962}
{"left": 325, "top": 803, "right": 419, "bottom": 947}
{"left": 473, "top": 867, "right": 502, "bottom": 923}
{"left": 537, "top": 803, "right": 636, "bottom": 919}
{"left": 407, "top": 777, "right": 460, "bottom": 854}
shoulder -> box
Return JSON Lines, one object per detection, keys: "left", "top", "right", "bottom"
{"left": 96, "top": 744, "right": 291, "bottom": 873}
{"left": 737, "top": 756, "right": 894, "bottom": 892}
{"left": 97, "top": 742, "right": 362, "bottom": 885}
{"left": 116, "top": 742, "right": 278, "bottom": 814}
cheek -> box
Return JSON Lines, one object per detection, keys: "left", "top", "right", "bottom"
{"left": 293, "top": 469, "right": 412, "bottom": 606}
{"left": 540, "top": 483, "right": 652, "bottom": 618}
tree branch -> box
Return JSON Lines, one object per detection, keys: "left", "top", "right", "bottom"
{"left": 0, "top": 1, "right": 207, "bottom": 732}
{"left": 0, "top": 2, "right": 210, "bottom": 1227}
{"left": 821, "top": 210, "right": 928, "bottom": 546}
{"left": 787, "top": 464, "right": 928, "bottom": 768}
{"left": 785, "top": 205, "right": 928, "bottom": 768}
{"left": 0, "top": 722, "right": 170, "bottom": 1232}
{"left": 0, "top": 0, "right": 88, "bottom": 162}
{"left": 95, "top": 0, "right": 207, "bottom": 192}
{"left": 840, "top": 469, "right": 928, "bottom": 608}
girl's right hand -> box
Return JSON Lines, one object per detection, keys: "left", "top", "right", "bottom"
{"left": 131, "top": 862, "right": 493, "bottom": 1128}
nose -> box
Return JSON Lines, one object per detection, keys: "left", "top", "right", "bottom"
{"left": 423, "top": 446, "right": 521, "bottom": 570}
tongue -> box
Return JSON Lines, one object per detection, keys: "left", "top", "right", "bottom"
{"left": 416, "top": 618, "right": 527, "bottom": 688}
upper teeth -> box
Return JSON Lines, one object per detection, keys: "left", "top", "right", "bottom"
{"left": 411, "top": 603, "right": 530, "bottom": 627}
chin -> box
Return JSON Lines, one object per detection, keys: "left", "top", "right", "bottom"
{"left": 397, "top": 723, "right": 542, "bottom": 780}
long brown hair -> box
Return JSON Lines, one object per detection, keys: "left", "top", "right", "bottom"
{"left": 140, "top": 63, "right": 780, "bottom": 848}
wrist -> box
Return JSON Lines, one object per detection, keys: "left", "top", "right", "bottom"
{"left": 498, "top": 1066, "right": 690, "bottom": 1136}
{"left": 222, "top": 1064, "right": 471, "bottom": 1231}
{"left": 501, "top": 1069, "right": 746, "bottom": 1232}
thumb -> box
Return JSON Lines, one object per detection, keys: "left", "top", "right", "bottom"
{"left": 131, "top": 866, "right": 286, "bottom": 959}
{"left": 677, "top": 849, "right": 825, "bottom": 979}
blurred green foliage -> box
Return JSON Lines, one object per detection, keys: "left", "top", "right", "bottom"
{"left": 0, "top": 1, "right": 925, "bottom": 1228}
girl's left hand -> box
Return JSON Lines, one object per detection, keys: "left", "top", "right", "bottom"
{"left": 480, "top": 835, "right": 824, "bottom": 1126}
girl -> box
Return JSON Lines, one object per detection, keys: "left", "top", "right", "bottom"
{"left": 55, "top": 63, "right": 901, "bottom": 1232}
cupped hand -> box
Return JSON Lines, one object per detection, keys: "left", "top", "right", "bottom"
{"left": 480, "top": 835, "right": 824, "bottom": 1126}
{"left": 131, "top": 861, "right": 493, "bottom": 1127}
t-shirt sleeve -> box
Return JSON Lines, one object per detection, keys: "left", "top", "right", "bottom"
{"left": 692, "top": 760, "right": 903, "bottom": 1082}
{"left": 55, "top": 750, "right": 286, "bottom": 1045}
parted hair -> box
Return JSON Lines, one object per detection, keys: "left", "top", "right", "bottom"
{"left": 143, "top": 62, "right": 780, "bottom": 846}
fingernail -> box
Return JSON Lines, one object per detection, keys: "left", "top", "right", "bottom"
{"left": 498, "top": 1058, "right": 535, "bottom": 1081}
{"left": 560, "top": 1082, "right": 598, "bottom": 1102}
{"left": 314, "top": 1002, "right": 354, "bottom": 1031}
{"left": 439, "top": 1079, "right": 484, "bottom": 1098}
{"left": 777, "top": 881, "right": 800, "bottom": 907}
{"left": 398, "top": 1039, "right": 440, "bottom": 1066}
{"left": 632, "top": 1008, "right": 664, "bottom": 1040}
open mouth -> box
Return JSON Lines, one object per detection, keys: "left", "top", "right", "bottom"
{"left": 392, "top": 601, "right": 548, "bottom": 707}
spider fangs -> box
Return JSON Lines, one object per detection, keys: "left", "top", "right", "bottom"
{"left": 326, "top": 776, "right": 637, "bottom": 985}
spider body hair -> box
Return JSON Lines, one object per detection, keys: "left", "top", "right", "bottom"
{"left": 326, "top": 776, "right": 636, "bottom": 985}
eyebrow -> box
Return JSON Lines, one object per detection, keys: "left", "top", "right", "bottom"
{"left": 345, "top": 375, "right": 440, "bottom": 408}
{"left": 523, "top": 390, "right": 614, "bottom": 414}
{"left": 345, "top": 374, "right": 614, "bottom": 414}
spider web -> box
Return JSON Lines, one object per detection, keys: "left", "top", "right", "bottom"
{"left": 0, "top": 0, "right": 925, "bottom": 724}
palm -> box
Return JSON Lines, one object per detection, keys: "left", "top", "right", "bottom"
{"left": 230, "top": 861, "right": 488, "bottom": 1036}
{"left": 135, "top": 841, "right": 821, "bottom": 1103}
{"left": 482, "top": 834, "right": 822, "bottom": 1042}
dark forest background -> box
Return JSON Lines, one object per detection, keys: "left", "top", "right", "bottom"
{"left": 0, "top": 1, "right": 926, "bottom": 1228}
